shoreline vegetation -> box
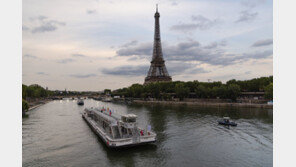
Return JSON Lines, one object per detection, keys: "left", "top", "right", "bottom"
{"left": 22, "top": 76, "right": 273, "bottom": 116}
{"left": 133, "top": 100, "right": 273, "bottom": 109}
{"left": 22, "top": 84, "right": 54, "bottom": 116}
{"left": 111, "top": 76, "right": 273, "bottom": 104}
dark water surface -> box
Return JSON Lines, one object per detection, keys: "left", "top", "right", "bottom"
{"left": 23, "top": 99, "right": 273, "bottom": 167}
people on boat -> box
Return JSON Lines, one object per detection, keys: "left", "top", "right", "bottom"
{"left": 218, "top": 117, "right": 237, "bottom": 126}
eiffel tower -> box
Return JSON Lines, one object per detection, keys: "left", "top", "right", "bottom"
{"left": 144, "top": 5, "right": 172, "bottom": 85}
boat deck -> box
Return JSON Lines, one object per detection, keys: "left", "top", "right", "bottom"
{"left": 82, "top": 112, "right": 156, "bottom": 148}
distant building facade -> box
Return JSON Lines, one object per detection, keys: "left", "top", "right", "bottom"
{"left": 144, "top": 5, "right": 172, "bottom": 85}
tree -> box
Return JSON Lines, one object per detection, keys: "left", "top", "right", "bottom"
{"left": 104, "top": 89, "right": 111, "bottom": 95}
{"left": 110, "top": 76, "right": 272, "bottom": 100}
{"left": 226, "top": 79, "right": 237, "bottom": 85}
{"left": 217, "top": 86, "right": 228, "bottom": 99}
{"left": 175, "top": 83, "right": 189, "bottom": 100}
{"left": 129, "top": 84, "right": 143, "bottom": 98}
{"left": 145, "top": 83, "right": 161, "bottom": 99}
{"left": 22, "top": 99, "right": 29, "bottom": 111}
{"left": 195, "top": 85, "right": 209, "bottom": 98}
{"left": 227, "top": 84, "right": 241, "bottom": 101}
{"left": 22, "top": 84, "right": 27, "bottom": 99}
{"left": 264, "top": 83, "right": 273, "bottom": 100}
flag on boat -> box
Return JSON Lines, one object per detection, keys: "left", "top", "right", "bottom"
{"left": 147, "top": 125, "right": 151, "bottom": 131}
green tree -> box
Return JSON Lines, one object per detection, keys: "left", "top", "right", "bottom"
{"left": 22, "top": 99, "right": 29, "bottom": 111}
{"left": 22, "top": 84, "right": 27, "bottom": 99}
{"left": 129, "top": 84, "right": 143, "bottom": 98}
{"left": 227, "top": 84, "right": 241, "bottom": 101}
{"left": 104, "top": 89, "right": 111, "bottom": 95}
{"left": 195, "top": 85, "right": 209, "bottom": 98}
{"left": 264, "top": 83, "right": 273, "bottom": 100}
{"left": 175, "top": 83, "right": 189, "bottom": 100}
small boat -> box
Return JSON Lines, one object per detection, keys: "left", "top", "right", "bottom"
{"left": 77, "top": 99, "right": 84, "bottom": 105}
{"left": 93, "top": 97, "right": 102, "bottom": 101}
{"left": 82, "top": 107, "right": 156, "bottom": 148}
{"left": 218, "top": 117, "right": 237, "bottom": 126}
{"left": 102, "top": 97, "right": 112, "bottom": 102}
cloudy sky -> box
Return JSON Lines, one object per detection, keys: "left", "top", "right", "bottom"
{"left": 22, "top": 0, "right": 273, "bottom": 91}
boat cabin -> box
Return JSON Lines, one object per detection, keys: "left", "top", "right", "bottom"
{"left": 84, "top": 108, "right": 143, "bottom": 140}
{"left": 122, "top": 114, "right": 137, "bottom": 123}
{"left": 223, "top": 117, "right": 230, "bottom": 123}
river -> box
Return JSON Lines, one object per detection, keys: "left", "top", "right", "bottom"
{"left": 23, "top": 99, "right": 273, "bottom": 167}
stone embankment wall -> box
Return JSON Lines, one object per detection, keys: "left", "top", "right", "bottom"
{"left": 133, "top": 100, "right": 273, "bottom": 109}
{"left": 27, "top": 98, "right": 52, "bottom": 111}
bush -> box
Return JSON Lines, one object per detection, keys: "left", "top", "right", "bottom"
{"left": 22, "top": 99, "right": 29, "bottom": 111}
{"left": 264, "top": 83, "right": 273, "bottom": 100}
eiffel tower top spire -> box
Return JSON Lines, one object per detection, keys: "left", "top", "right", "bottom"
{"left": 144, "top": 5, "right": 172, "bottom": 85}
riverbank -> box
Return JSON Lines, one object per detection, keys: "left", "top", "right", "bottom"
{"left": 28, "top": 99, "right": 52, "bottom": 111}
{"left": 133, "top": 100, "right": 273, "bottom": 109}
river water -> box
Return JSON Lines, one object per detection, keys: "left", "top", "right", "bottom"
{"left": 23, "top": 99, "right": 273, "bottom": 167}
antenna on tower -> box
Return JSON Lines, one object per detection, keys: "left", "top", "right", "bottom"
{"left": 156, "top": 4, "right": 158, "bottom": 12}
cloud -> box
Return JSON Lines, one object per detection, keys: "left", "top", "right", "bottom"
{"left": 37, "top": 15, "right": 47, "bottom": 21}
{"left": 235, "top": 10, "right": 258, "bottom": 23}
{"left": 241, "top": 0, "right": 265, "bottom": 8}
{"left": 170, "top": 23, "right": 201, "bottom": 33}
{"left": 242, "top": 49, "right": 273, "bottom": 59}
{"left": 23, "top": 54, "right": 37, "bottom": 59}
{"left": 36, "top": 72, "right": 49, "bottom": 76}
{"left": 68, "top": 74, "right": 97, "bottom": 78}
{"left": 101, "top": 61, "right": 209, "bottom": 77}
{"left": 251, "top": 39, "right": 273, "bottom": 47}
{"left": 102, "top": 65, "right": 148, "bottom": 76}
{"left": 121, "top": 40, "right": 138, "bottom": 47}
{"left": 86, "top": 10, "right": 96, "bottom": 14}
{"left": 116, "top": 42, "right": 152, "bottom": 59}
{"left": 72, "top": 53, "right": 87, "bottom": 57}
{"left": 170, "top": 15, "right": 219, "bottom": 33}
{"left": 204, "top": 42, "right": 218, "bottom": 49}
{"left": 167, "top": 62, "right": 210, "bottom": 75}
{"left": 22, "top": 25, "right": 29, "bottom": 31}
{"left": 116, "top": 40, "right": 272, "bottom": 67}
{"left": 191, "top": 15, "right": 219, "bottom": 29}
{"left": 30, "top": 15, "right": 66, "bottom": 33}
{"left": 169, "top": 0, "right": 178, "bottom": 6}
{"left": 204, "top": 41, "right": 227, "bottom": 49}
{"left": 32, "top": 25, "right": 57, "bottom": 33}
{"left": 189, "top": 67, "right": 210, "bottom": 74}
{"left": 57, "top": 58, "right": 75, "bottom": 64}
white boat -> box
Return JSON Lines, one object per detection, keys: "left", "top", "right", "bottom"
{"left": 102, "top": 97, "right": 112, "bottom": 102}
{"left": 82, "top": 107, "right": 156, "bottom": 148}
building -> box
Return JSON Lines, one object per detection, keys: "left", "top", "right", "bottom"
{"left": 144, "top": 5, "right": 172, "bottom": 85}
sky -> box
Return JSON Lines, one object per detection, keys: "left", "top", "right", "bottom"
{"left": 22, "top": 0, "right": 273, "bottom": 91}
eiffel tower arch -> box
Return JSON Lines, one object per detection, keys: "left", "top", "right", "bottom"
{"left": 144, "top": 5, "right": 172, "bottom": 85}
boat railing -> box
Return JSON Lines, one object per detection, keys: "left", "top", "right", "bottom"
{"left": 107, "top": 137, "right": 132, "bottom": 143}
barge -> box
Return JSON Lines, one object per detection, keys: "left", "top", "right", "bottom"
{"left": 82, "top": 107, "right": 156, "bottom": 148}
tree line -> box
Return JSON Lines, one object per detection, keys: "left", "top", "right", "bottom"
{"left": 22, "top": 84, "right": 52, "bottom": 99}
{"left": 22, "top": 84, "right": 52, "bottom": 111}
{"left": 112, "top": 76, "right": 273, "bottom": 101}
